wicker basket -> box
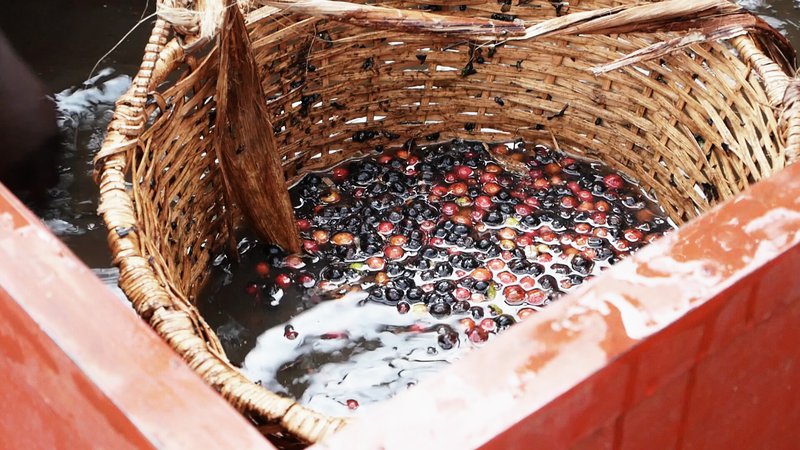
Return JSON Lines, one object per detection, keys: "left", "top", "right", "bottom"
{"left": 95, "top": 0, "right": 799, "bottom": 443}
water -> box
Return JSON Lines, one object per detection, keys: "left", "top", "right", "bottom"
{"left": 1, "top": 1, "right": 154, "bottom": 295}
{"left": 198, "top": 140, "right": 671, "bottom": 415}
{"left": 740, "top": 0, "right": 800, "bottom": 45}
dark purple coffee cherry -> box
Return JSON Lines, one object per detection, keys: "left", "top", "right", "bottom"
{"left": 406, "top": 287, "right": 425, "bottom": 303}
{"left": 587, "top": 237, "right": 604, "bottom": 248}
{"left": 437, "top": 327, "right": 459, "bottom": 350}
{"left": 484, "top": 211, "right": 504, "bottom": 225}
{"left": 522, "top": 214, "right": 541, "bottom": 227}
{"left": 494, "top": 314, "right": 516, "bottom": 331}
{"left": 420, "top": 270, "right": 437, "bottom": 282}
{"left": 452, "top": 300, "right": 470, "bottom": 314}
{"left": 367, "top": 287, "right": 389, "bottom": 304}
{"left": 429, "top": 300, "right": 452, "bottom": 319}
{"left": 538, "top": 275, "right": 560, "bottom": 293}
{"left": 397, "top": 301, "right": 411, "bottom": 314}
{"left": 473, "top": 280, "right": 490, "bottom": 293}
{"left": 434, "top": 262, "right": 453, "bottom": 278}
{"left": 435, "top": 280, "right": 455, "bottom": 294}
{"left": 571, "top": 255, "right": 594, "bottom": 276}
{"left": 551, "top": 263, "right": 571, "bottom": 275}
{"left": 385, "top": 287, "right": 404, "bottom": 303}
{"left": 321, "top": 266, "right": 345, "bottom": 282}
{"left": 413, "top": 258, "right": 433, "bottom": 270}
{"left": 469, "top": 306, "right": 485, "bottom": 320}
{"left": 385, "top": 262, "right": 404, "bottom": 277}
{"left": 392, "top": 276, "right": 414, "bottom": 291}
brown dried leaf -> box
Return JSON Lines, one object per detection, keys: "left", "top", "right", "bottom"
{"left": 214, "top": 0, "right": 300, "bottom": 253}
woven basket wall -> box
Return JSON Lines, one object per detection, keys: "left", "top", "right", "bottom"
{"left": 95, "top": 0, "right": 799, "bottom": 443}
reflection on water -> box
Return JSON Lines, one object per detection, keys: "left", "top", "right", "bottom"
{"left": 49, "top": 67, "right": 130, "bottom": 240}
{"left": 740, "top": 0, "right": 800, "bottom": 46}
{"left": 44, "top": 68, "right": 132, "bottom": 298}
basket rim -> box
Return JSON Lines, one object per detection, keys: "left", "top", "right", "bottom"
{"left": 95, "top": 2, "right": 800, "bottom": 444}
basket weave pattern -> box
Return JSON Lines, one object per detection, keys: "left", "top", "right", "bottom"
{"left": 96, "top": 0, "right": 799, "bottom": 442}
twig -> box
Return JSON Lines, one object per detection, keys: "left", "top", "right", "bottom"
{"left": 88, "top": 12, "right": 159, "bottom": 80}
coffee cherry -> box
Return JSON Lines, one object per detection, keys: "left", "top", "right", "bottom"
{"left": 389, "top": 235, "right": 408, "bottom": 246}
{"left": 624, "top": 229, "right": 643, "bottom": 242}
{"left": 454, "top": 287, "right": 471, "bottom": 301}
{"left": 384, "top": 245, "right": 405, "bottom": 260}
{"left": 483, "top": 183, "right": 502, "bottom": 195}
{"left": 494, "top": 314, "right": 516, "bottom": 331}
{"left": 255, "top": 262, "right": 270, "bottom": 278}
{"left": 321, "top": 190, "right": 342, "bottom": 204}
{"left": 366, "top": 256, "right": 385, "bottom": 270}
{"left": 441, "top": 202, "right": 459, "bottom": 216}
{"left": 437, "top": 327, "right": 459, "bottom": 349}
{"left": 473, "top": 197, "right": 492, "bottom": 212}
{"left": 429, "top": 301, "right": 452, "bottom": 318}
{"left": 603, "top": 174, "right": 623, "bottom": 189}
{"left": 450, "top": 182, "right": 468, "bottom": 196}
{"left": 525, "top": 289, "right": 547, "bottom": 305}
{"left": 459, "top": 318, "right": 476, "bottom": 333}
{"left": 284, "top": 325, "right": 299, "bottom": 340}
{"left": 313, "top": 229, "right": 330, "bottom": 244}
{"left": 331, "top": 166, "right": 349, "bottom": 182}
{"left": 479, "top": 318, "right": 497, "bottom": 333}
{"left": 245, "top": 282, "right": 259, "bottom": 297}
{"left": 471, "top": 268, "right": 492, "bottom": 282}
{"left": 297, "top": 273, "right": 316, "bottom": 288}
{"left": 517, "top": 308, "right": 535, "bottom": 320}
{"left": 275, "top": 273, "right": 293, "bottom": 289}
{"left": 296, "top": 219, "right": 312, "bottom": 231}
{"left": 282, "top": 255, "right": 305, "bottom": 269}
{"left": 503, "top": 285, "right": 525, "bottom": 305}
{"left": 331, "top": 232, "right": 354, "bottom": 246}
{"left": 454, "top": 165, "right": 474, "bottom": 179}
{"left": 302, "top": 240, "right": 319, "bottom": 253}
{"left": 480, "top": 172, "right": 498, "bottom": 184}
{"left": 377, "top": 221, "right": 395, "bottom": 234}
{"left": 468, "top": 327, "right": 488, "bottom": 343}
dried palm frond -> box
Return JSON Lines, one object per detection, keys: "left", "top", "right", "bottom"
{"left": 214, "top": 0, "right": 300, "bottom": 252}
{"left": 510, "top": 0, "right": 794, "bottom": 73}
{"left": 257, "top": 0, "right": 526, "bottom": 36}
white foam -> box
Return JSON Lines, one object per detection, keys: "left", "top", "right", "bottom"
{"left": 54, "top": 68, "right": 131, "bottom": 129}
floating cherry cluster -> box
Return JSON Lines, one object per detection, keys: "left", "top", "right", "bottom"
{"left": 237, "top": 139, "right": 671, "bottom": 349}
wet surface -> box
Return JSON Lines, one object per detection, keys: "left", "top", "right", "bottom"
{"left": 314, "top": 155, "right": 800, "bottom": 450}
{"left": 199, "top": 140, "right": 670, "bottom": 415}
{"left": 1, "top": 1, "right": 154, "bottom": 295}
{"left": 740, "top": 0, "right": 800, "bottom": 46}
